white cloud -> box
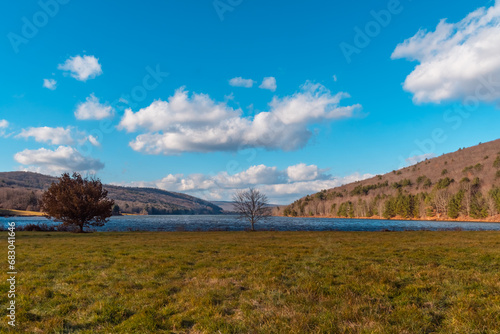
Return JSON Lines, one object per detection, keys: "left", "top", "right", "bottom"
{"left": 229, "top": 77, "right": 254, "bottom": 88}
{"left": 0, "top": 119, "right": 9, "bottom": 137}
{"left": 58, "top": 55, "right": 102, "bottom": 82}
{"left": 14, "top": 146, "right": 104, "bottom": 176}
{"left": 116, "top": 163, "right": 372, "bottom": 204}
{"left": 43, "top": 78, "right": 57, "bottom": 90}
{"left": 87, "top": 135, "right": 101, "bottom": 147}
{"left": 259, "top": 77, "right": 277, "bottom": 92}
{"left": 119, "top": 83, "right": 361, "bottom": 155}
{"left": 287, "top": 163, "right": 322, "bottom": 182}
{"left": 118, "top": 88, "right": 239, "bottom": 133}
{"left": 405, "top": 153, "right": 436, "bottom": 166}
{"left": 16, "top": 126, "right": 102, "bottom": 147}
{"left": 75, "top": 94, "right": 114, "bottom": 120}
{"left": 333, "top": 75, "right": 338, "bottom": 82}
{"left": 17, "top": 126, "right": 74, "bottom": 145}
{"left": 392, "top": 2, "right": 500, "bottom": 104}
{"left": 259, "top": 173, "right": 373, "bottom": 203}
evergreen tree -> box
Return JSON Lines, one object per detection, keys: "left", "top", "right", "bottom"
{"left": 470, "top": 192, "right": 489, "bottom": 219}
{"left": 383, "top": 198, "right": 395, "bottom": 219}
{"left": 489, "top": 187, "right": 500, "bottom": 214}
{"left": 447, "top": 190, "right": 464, "bottom": 219}
{"left": 348, "top": 201, "right": 355, "bottom": 218}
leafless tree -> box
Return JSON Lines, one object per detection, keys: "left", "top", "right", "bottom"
{"left": 434, "top": 189, "right": 450, "bottom": 217}
{"left": 232, "top": 188, "right": 271, "bottom": 231}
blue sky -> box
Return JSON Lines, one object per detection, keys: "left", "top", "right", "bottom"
{"left": 1, "top": 0, "right": 500, "bottom": 203}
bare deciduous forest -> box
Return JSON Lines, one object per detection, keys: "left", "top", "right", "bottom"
{"left": 0, "top": 172, "right": 222, "bottom": 215}
{"left": 280, "top": 139, "right": 500, "bottom": 221}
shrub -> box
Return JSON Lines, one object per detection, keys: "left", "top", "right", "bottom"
{"left": 18, "top": 223, "right": 56, "bottom": 232}
{"left": 494, "top": 156, "right": 500, "bottom": 169}
{"left": 463, "top": 166, "right": 473, "bottom": 173}
{"left": 435, "top": 177, "right": 454, "bottom": 190}
{"left": 417, "top": 175, "right": 429, "bottom": 185}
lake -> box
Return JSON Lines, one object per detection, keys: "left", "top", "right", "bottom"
{"left": 2, "top": 215, "right": 500, "bottom": 232}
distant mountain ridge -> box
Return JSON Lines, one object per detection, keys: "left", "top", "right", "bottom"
{"left": 0, "top": 171, "right": 223, "bottom": 215}
{"left": 210, "top": 201, "right": 280, "bottom": 213}
{"left": 280, "top": 139, "right": 500, "bottom": 222}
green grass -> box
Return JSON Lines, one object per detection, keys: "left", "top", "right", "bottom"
{"left": 1, "top": 231, "right": 500, "bottom": 333}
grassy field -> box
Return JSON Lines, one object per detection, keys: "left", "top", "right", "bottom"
{"left": 1, "top": 231, "right": 499, "bottom": 333}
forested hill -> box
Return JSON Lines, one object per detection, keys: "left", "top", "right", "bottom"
{"left": 0, "top": 172, "right": 222, "bottom": 215}
{"left": 280, "top": 139, "right": 500, "bottom": 221}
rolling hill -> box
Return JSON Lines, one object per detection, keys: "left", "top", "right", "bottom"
{"left": 0, "top": 172, "right": 222, "bottom": 215}
{"left": 280, "top": 139, "right": 500, "bottom": 222}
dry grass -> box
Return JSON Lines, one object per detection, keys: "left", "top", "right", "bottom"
{"left": 0, "top": 209, "right": 45, "bottom": 217}
{"left": 1, "top": 231, "right": 499, "bottom": 333}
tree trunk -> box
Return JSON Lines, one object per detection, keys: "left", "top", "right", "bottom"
{"left": 78, "top": 224, "right": 84, "bottom": 233}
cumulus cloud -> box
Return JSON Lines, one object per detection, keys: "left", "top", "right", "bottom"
{"left": 75, "top": 94, "right": 114, "bottom": 120}
{"left": 58, "top": 55, "right": 102, "bottom": 81}
{"left": 118, "top": 83, "right": 361, "bottom": 155}
{"left": 14, "top": 146, "right": 104, "bottom": 175}
{"left": 116, "top": 163, "right": 372, "bottom": 204}
{"left": 229, "top": 77, "right": 254, "bottom": 88}
{"left": 259, "top": 77, "right": 277, "bottom": 92}
{"left": 258, "top": 172, "right": 373, "bottom": 203}
{"left": 43, "top": 78, "right": 57, "bottom": 90}
{"left": 118, "top": 88, "right": 239, "bottom": 133}
{"left": 392, "top": 2, "right": 500, "bottom": 104}
{"left": 16, "top": 126, "right": 74, "bottom": 145}
{"left": 286, "top": 163, "right": 323, "bottom": 182}
{"left": 16, "top": 126, "right": 102, "bottom": 148}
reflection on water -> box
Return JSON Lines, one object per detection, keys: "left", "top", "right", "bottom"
{"left": 2, "top": 215, "right": 500, "bottom": 232}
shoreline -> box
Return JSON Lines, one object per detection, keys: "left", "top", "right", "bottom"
{"left": 0, "top": 210, "right": 145, "bottom": 218}
{"left": 3, "top": 209, "right": 500, "bottom": 224}
{"left": 3, "top": 209, "right": 500, "bottom": 223}
{"left": 274, "top": 214, "right": 500, "bottom": 224}
{"left": 0, "top": 209, "right": 45, "bottom": 217}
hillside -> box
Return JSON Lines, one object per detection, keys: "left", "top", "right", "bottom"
{"left": 280, "top": 139, "right": 500, "bottom": 222}
{"left": 0, "top": 172, "right": 222, "bottom": 215}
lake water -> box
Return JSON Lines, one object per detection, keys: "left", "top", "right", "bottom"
{"left": 2, "top": 215, "right": 500, "bottom": 232}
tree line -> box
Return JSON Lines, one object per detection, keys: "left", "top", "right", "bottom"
{"left": 283, "top": 176, "right": 500, "bottom": 220}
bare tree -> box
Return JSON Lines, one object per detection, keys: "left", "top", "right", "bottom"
{"left": 433, "top": 189, "right": 450, "bottom": 217}
{"left": 461, "top": 180, "right": 472, "bottom": 216}
{"left": 232, "top": 188, "right": 271, "bottom": 231}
